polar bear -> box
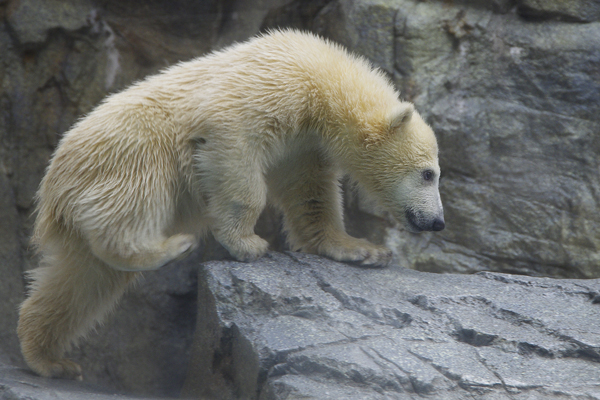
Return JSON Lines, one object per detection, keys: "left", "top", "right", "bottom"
{"left": 18, "top": 29, "right": 444, "bottom": 380}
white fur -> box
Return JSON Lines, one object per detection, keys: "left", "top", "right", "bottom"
{"left": 18, "top": 30, "right": 442, "bottom": 379}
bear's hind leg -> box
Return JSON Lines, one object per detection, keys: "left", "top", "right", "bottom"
{"left": 18, "top": 241, "right": 137, "bottom": 380}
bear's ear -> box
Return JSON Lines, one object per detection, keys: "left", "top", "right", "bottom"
{"left": 389, "top": 103, "right": 414, "bottom": 131}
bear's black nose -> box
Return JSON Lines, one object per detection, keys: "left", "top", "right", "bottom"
{"left": 432, "top": 218, "right": 445, "bottom": 231}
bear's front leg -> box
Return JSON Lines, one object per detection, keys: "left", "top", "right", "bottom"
{"left": 268, "top": 149, "right": 392, "bottom": 267}
{"left": 202, "top": 154, "right": 270, "bottom": 262}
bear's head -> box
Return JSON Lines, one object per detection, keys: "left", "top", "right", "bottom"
{"left": 352, "top": 102, "right": 445, "bottom": 233}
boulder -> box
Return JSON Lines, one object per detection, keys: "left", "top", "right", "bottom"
{"left": 183, "top": 252, "right": 600, "bottom": 399}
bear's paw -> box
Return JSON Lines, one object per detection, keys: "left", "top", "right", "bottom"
{"left": 226, "top": 234, "right": 270, "bottom": 262}
{"left": 312, "top": 235, "right": 392, "bottom": 268}
{"left": 45, "top": 359, "right": 83, "bottom": 381}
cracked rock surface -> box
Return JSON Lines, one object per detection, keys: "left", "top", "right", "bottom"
{"left": 183, "top": 252, "right": 600, "bottom": 399}
{"left": 2, "top": 252, "right": 599, "bottom": 399}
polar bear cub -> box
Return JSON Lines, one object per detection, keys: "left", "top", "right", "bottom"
{"left": 18, "top": 30, "right": 444, "bottom": 380}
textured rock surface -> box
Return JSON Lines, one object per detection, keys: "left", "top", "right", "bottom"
{"left": 7, "top": 0, "right": 94, "bottom": 45}
{"left": 184, "top": 252, "right": 600, "bottom": 399}
{"left": 3, "top": 252, "right": 599, "bottom": 399}
{"left": 0, "top": 164, "right": 24, "bottom": 367}
{"left": 517, "top": 0, "right": 600, "bottom": 22}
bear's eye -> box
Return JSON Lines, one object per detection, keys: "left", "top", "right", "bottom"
{"left": 422, "top": 170, "right": 434, "bottom": 182}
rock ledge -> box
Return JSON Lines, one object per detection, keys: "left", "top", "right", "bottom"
{"left": 184, "top": 252, "right": 600, "bottom": 399}
{"left": 2, "top": 252, "right": 599, "bottom": 399}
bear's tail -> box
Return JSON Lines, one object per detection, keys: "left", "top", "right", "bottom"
{"left": 17, "top": 235, "right": 138, "bottom": 380}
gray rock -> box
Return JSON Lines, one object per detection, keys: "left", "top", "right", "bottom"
{"left": 313, "top": 0, "right": 396, "bottom": 74}
{"left": 183, "top": 252, "right": 600, "bottom": 399}
{"left": 517, "top": 0, "right": 600, "bottom": 22}
{"left": 0, "top": 164, "right": 25, "bottom": 366}
{"left": 6, "top": 0, "right": 94, "bottom": 45}
{"left": 214, "top": 0, "right": 292, "bottom": 49}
